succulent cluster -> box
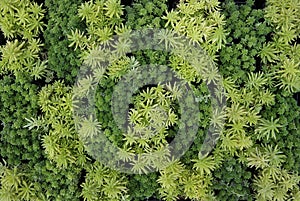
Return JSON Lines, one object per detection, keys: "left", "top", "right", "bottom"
{"left": 0, "top": 0, "right": 299, "bottom": 200}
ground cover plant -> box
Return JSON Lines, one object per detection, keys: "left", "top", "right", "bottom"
{"left": 0, "top": 0, "right": 299, "bottom": 200}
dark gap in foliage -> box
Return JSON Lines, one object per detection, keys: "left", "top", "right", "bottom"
{"left": 190, "top": 81, "right": 205, "bottom": 90}
{"left": 144, "top": 196, "right": 191, "bottom": 201}
{"left": 180, "top": 198, "right": 191, "bottom": 201}
{"left": 254, "top": 0, "right": 266, "bottom": 9}
{"left": 221, "top": 0, "right": 256, "bottom": 4}
{"left": 121, "top": 0, "right": 133, "bottom": 6}
{"left": 39, "top": 32, "right": 47, "bottom": 54}
{"left": 30, "top": 79, "right": 48, "bottom": 94}
{"left": 120, "top": 0, "right": 131, "bottom": 19}
{"left": 128, "top": 103, "right": 134, "bottom": 110}
{"left": 232, "top": 38, "right": 241, "bottom": 44}
{"left": 234, "top": 0, "right": 247, "bottom": 5}
{"left": 254, "top": 55, "right": 262, "bottom": 72}
{"left": 0, "top": 31, "right": 4, "bottom": 67}
{"left": 78, "top": 168, "right": 87, "bottom": 190}
{"left": 143, "top": 198, "right": 160, "bottom": 201}
{"left": 190, "top": 81, "right": 198, "bottom": 87}
{"left": 257, "top": 17, "right": 265, "bottom": 23}
{"left": 293, "top": 93, "right": 300, "bottom": 106}
{"left": 165, "top": 126, "right": 177, "bottom": 143}
{"left": 126, "top": 53, "right": 134, "bottom": 58}
{"left": 265, "top": 32, "right": 273, "bottom": 43}
{"left": 0, "top": 34, "right": 5, "bottom": 46}
{"left": 0, "top": 120, "right": 3, "bottom": 134}
{"left": 296, "top": 36, "right": 300, "bottom": 44}
{"left": 32, "top": 0, "right": 45, "bottom": 4}
{"left": 0, "top": 30, "right": 5, "bottom": 46}
{"left": 167, "top": 0, "right": 180, "bottom": 11}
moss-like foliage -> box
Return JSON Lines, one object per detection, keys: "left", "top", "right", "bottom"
{"left": 0, "top": 0, "right": 299, "bottom": 200}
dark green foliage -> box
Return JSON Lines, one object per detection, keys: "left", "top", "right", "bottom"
{"left": 127, "top": 173, "right": 159, "bottom": 200}
{"left": 212, "top": 157, "right": 253, "bottom": 201}
{"left": 125, "top": 0, "right": 170, "bottom": 71}
{"left": 180, "top": 84, "right": 212, "bottom": 167}
{"left": 0, "top": 75, "right": 42, "bottom": 166}
{"left": 44, "top": 0, "right": 84, "bottom": 84}
{"left": 95, "top": 76, "right": 124, "bottom": 146}
{"left": 0, "top": 76, "right": 83, "bottom": 200}
{"left": 219, "top": 0, "right": 272, "bottom": 84}
{"left": 261, "top": 95, "right": 300, "bottom": 172}
{"left": 125, "top": 0, "right": 168, "bottom": 71}
{"left": 125, "top": 0, "right": 168, "bottom": 29}
{"left": 29, "top": 161, "right": 82, "bottom": 201}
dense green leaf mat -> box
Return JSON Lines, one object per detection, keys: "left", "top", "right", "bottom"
{"left": 0, "top": 0, "right": 299, "bottom": 200}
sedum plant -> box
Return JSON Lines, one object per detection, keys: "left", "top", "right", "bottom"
{"left": 0, "top": 0, "right": 48, "bottom": 81}
{"left": 2, "top": 0, "right": 299, "bottom": 200}
{"left": 262, "top": 0, "right": 300, "bottom": 94}
{"left": 0, "top": 0, "right": 45, "bottom": 39}
{"left": 162, "top": 0, "right": 227, "bottom": 56}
